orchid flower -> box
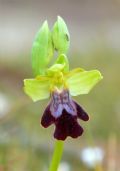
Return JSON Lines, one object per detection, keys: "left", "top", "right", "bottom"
{"left": 23, "top": 16, "right": 103, "bottom": 141}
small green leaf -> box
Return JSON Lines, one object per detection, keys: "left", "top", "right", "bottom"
{"left": 66, "top": 69, "right": 103, "bottom": 96}
{"left": 24, "top": 78, "right": 50, "bottom": 101}
{"left": 52, "top": 16, "right": 70, "bottom": 54}
{"left": 32, "top": 21, "right": 53, "bottom": 76}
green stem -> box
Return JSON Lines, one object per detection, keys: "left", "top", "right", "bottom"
{"left": 49, "top": 140, "right": 64, "bottom": 171}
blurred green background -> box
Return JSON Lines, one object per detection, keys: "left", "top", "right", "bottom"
{"left": 0, "top": 0, "right": 120, "bottom": 170}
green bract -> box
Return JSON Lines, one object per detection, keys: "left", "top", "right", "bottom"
{"left": 32, "top": 21, "right": 53, "bottom": 76}
{"left": 52, "top": 16, "right": 70, "bottom": 54}
{"left": 24, "top": 55, "right": 103, "bottom": 102}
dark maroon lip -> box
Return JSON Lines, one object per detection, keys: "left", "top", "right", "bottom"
{"left": 53, "top": 109, "right": 84, "bottom": 140}
{"left": 41, "top": 89, "right": 89, "bottom": 140}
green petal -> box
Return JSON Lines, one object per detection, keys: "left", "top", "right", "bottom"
{"left": 24, "top": 78, "right": 50, "bottom": 101}
{"left": 46, "top": 63, "right": 65, "bottom": 76}
{"left": 55, "top": 54, "right": 69, "bottom": 72}
{"left": 32, "top": 21, "right": 53, "bottom": 76}
{"left": 46, "top": 54, "right": 69, "bottom": 76}
{"left": 66, "top": 69, "right": 103, "bottom": 96}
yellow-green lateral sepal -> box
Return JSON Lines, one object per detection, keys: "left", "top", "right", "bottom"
{"left": 66, "top": 69, "right": 103, "bottom": 96}
{"left": 24, "top": 78, "right": 50, "bottom": 101}
{"left": 32, "top": 21, "right": 53, "bottom": 76}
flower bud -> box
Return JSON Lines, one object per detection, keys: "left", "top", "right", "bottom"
{"left": 52, "top": 16, "right": 70, "bottom": 54}
{"left": 32, "top": 21, "right": 54, "bottom": 76}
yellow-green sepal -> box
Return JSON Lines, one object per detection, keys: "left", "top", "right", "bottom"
{"left": 52, "top": 16, "right": 70, "bottom": 54}
{"left": 32, "top": 21, "right": 54, "bottom": 76}
{"left": 66, "top": 69, "right": 103, "bottom": 96}
{"left": 24, "top": 77, "right": 50, "bottom": 101}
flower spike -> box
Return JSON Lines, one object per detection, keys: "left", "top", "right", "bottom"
{"left": 23, "top": 16, "right": 103, "bottom": 140}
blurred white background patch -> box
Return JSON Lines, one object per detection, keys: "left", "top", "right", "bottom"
{"left": 80, "top": 147, "right": 104, "bottom": 168}
{"left": 58, "top": 162, "right": 71, "bottom": 171}
{"left": 0, "top": 93, "right": 10, "bottom": 118}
